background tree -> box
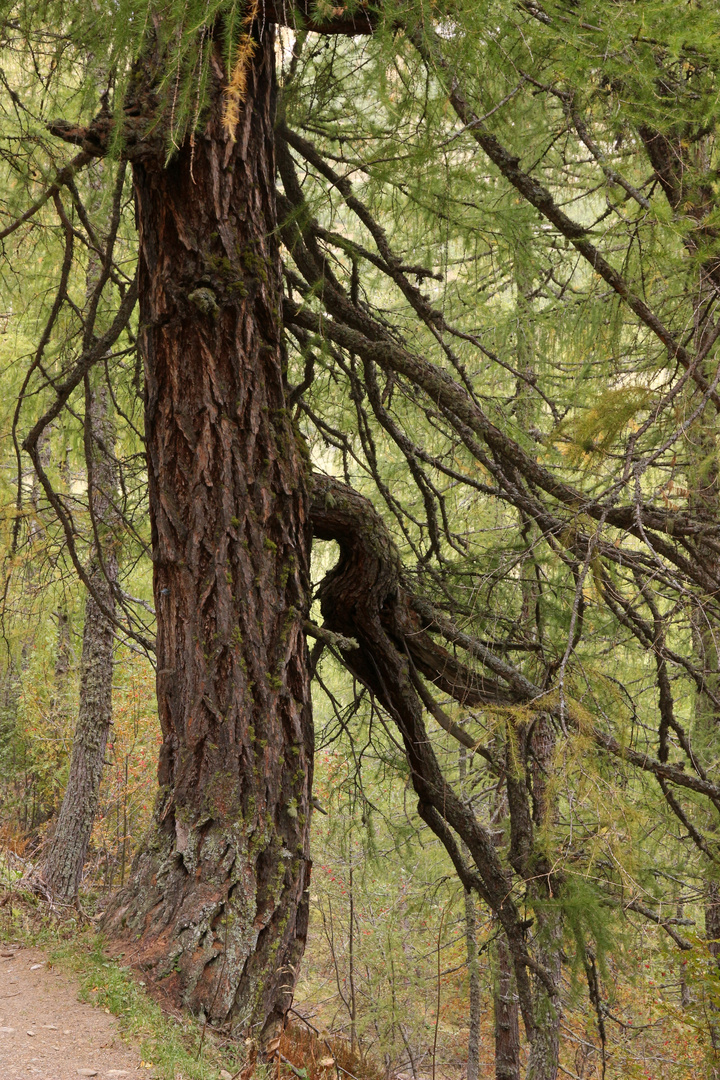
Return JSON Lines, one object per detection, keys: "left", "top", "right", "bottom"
{"left": 35, "top": 156, "right": 124, "bottom": 902}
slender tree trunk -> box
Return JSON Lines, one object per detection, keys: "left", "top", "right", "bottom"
{"left": 698, "top": 585, "right": 720, "bottom": 1076}
{"left": 102, "top": 26, "right": 313, "bottom": 1040}
{"left": 459, "top": 748, "right": 481, "bottom": 1080}
{"left": 637, "top": 118, "right": 720, "bottom": 1080}
{"left": 491, "top": 758, "right": 519, "bottom": 1080}
{"left": 495, "top": 933, "right": 520, "bottom": 1080}
{"left": 464, "top": 887, "right": 481, "bottom": 1080}
{"left": 681, "top": 287, "right": 720, "bottom": 1078}
{"left": 41, "top": 382, "right": 118, "bottom": 898}
{"left": 526, "top": 716, "right": 561, "bottom": 1080}
{"left": 691, "top": 502, "right": 720, "bottom": 1074}
{"left": 349, "top": 862, "right": 357, "bottom": 1054}
{"left": 39, "top": 150, "right": 120, "bottom": 899}
{"left": 707, "top": 883, "right": 720, "bottom": 1077}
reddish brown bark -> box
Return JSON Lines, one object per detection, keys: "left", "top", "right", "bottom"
{"left": 102, "top": 27, "right": 313, "bottom": 1039}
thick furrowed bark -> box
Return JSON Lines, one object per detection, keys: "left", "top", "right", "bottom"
{"left": 102, "top": 28, "right": 313, "bottom": 1039}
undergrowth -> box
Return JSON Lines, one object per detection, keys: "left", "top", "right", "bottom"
{"left": 0, "top": 889, "right": 247, "bottom": 1079}
{"left": 0, "top": 886, "right": 381, "bottom": 1080}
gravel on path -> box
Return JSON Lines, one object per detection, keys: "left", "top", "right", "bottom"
{"left": 0, "top": 943, "right": 148, "bottom": 1080}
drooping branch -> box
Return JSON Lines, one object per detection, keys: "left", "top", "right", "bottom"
{"left": 310, "top": 471, "right": 558, "bottom": 1035}
{"left": 0, "top": 150, "right": 92, "bottom": 241}
{"left": 276, "top": 130, "right": 720, "bottom": 584}
{"left": 280, "top": 112, "right": 720, "bottom": 843}
{"left": 407, "top": 23, "right": 720, "bottom": 409}
{"left": 309, "top": 473, "right": 720, "bottom": 852}
{"left": 287, "top": 302, "right": 720, "bottom": 600}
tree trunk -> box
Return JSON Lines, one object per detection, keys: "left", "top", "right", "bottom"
{"left": 459, "top": 748, "right": 481, "bottom": 1080}
{"left": 691, "top": 483, "right": 720, "bottom": 1074}
{"left": 492, "top": 757, "right": 520, "bottom": 1080}
{"left": 707, "top": 882, "right": 720, "bottom": 1077}
{"left": 526, "top": 716, "right": 561, "bottom": 1080}
{"left": 39, "top": 153, "right": 119, "bottom": 901}
{"left": 40, "top": 380, "right": 118, "bottom": 899}
{"left": 636, "top": 115, "right": 720, "bottom": 1080}
{"left": 495, "top": 933, "right": 520, "bottom": 1080}
{"left": 102, "top": 26, "right": 314, "bottom": 1041}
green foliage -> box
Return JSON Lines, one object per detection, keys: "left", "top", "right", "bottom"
{"left": 4, "top": 0, "right": 720, "bottom": 1075}
{"left": 559, "top": 386, "right": 657, "bottom": 465}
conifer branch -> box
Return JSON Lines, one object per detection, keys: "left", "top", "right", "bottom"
{"left": 624, "top": 900, "right": 693, "bottom": 951}
{"left": 408, "top": 24, "right": 720, "bottom": 411}
{"left": 0, "top": 151, "right": 92, "bottom": 241}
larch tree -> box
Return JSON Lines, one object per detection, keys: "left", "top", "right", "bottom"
{"left": 5, "top": 0, "right": 720, "bottom": 1077}
{"left": 38, "top": 376, "right": 119, "bottom": 900}
{"left": 5, "top": 0, "right": 376, "bottom": 1042}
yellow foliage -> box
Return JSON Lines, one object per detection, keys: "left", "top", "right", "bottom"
{"left": 222, "top": 1, "right": 258, "bottom": 142}
{"left": 559, "top": 385, "right": 656, "bottom": 467}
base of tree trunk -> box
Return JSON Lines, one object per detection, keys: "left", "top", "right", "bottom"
{"left": 103, "top": 808, "right": 311, "bottom": 1039}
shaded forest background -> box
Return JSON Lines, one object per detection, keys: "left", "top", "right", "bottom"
{"left": 2, "top": 0, "right": 720, "bottom": 1077}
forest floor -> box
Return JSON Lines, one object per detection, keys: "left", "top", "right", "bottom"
{"left": 0, "top": 943, "right": 147, "bottom": 1080}
{"left": 0, "top": 884, "right": 387, "bottom": 1080}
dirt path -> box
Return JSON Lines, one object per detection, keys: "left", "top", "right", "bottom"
{"left": 0, "top": 944, "right": 147, "bottom": 1080}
